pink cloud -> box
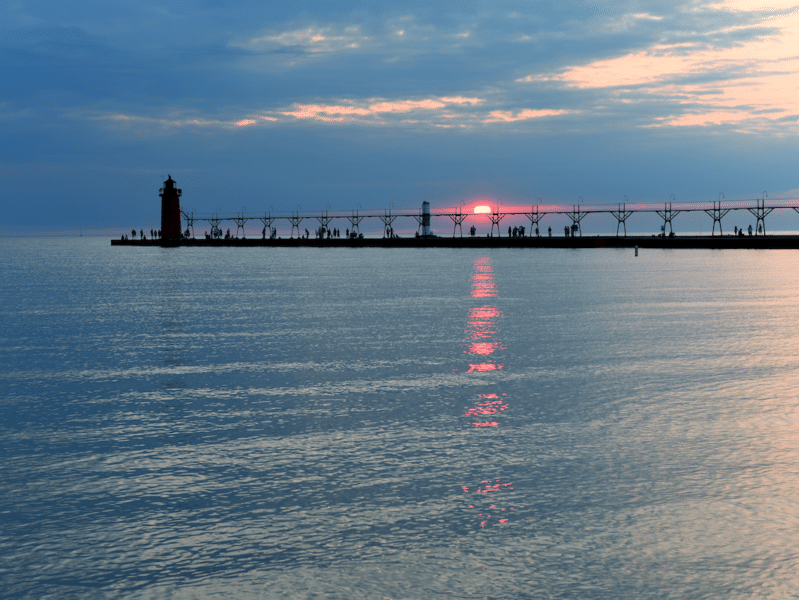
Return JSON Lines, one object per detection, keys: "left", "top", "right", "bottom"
{"left": 554, "top": 47, "right": 699, "bottom": 88}
{"left": 651, "top": 110, "right": 753, "bottom": 127}
{"left": 235, "top": 119, "right": 257, "bottom": 127}
{"left": 484, "top": 109, "right": 568, "bottom": 123}
{"left": 282, "top": 104, "right": 373, "bottom": 119}
{"left": 523, "top": 10, "right": 799, "bottom": 131}
{"left": 369, "top": 99, "right": 446, "bottom": 113}
{"left": 439, "top": 96, "right": 484, "bottom": 105}
{"left": 279, "top": 96, "right": 487, "bottom": 123}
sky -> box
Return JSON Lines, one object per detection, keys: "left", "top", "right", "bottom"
{"left": 3, "top": 0, "right": 799, "bottom": 234}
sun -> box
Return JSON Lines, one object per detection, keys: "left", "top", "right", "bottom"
{"left": 474, "top": 205, "right": 491, "bottom": 214}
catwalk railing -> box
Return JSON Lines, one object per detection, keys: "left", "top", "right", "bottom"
{"left": 180, "top": 196, "right": 799, "bottom": 238}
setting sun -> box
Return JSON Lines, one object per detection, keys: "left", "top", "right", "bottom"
{"left": 474, "top": 205, "right": 491, "bottom": 214}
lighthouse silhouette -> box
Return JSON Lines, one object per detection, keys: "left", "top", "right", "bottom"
{"left": 159, "top": 175, "right": 182, "bottom": 240}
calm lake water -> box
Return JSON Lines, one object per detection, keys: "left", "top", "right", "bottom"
{"left": 3, "top": 238, "right": 799, "bottom": 599}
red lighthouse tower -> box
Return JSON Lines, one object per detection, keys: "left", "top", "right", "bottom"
{"left": 159, "top": 175, "right": 182, "bottom": 241}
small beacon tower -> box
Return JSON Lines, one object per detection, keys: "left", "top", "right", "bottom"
{"left": 159, "top": 175, "right": 182, "bottom": 240}
{"left": 422, "top": 201, "right": 431, "bottom": 236}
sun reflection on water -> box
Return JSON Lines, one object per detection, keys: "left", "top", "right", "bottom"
{"left": 465, "top": 393, "right": 509, "bottom": 427}
{"left": 465, "top": 258, "right": 504, "bottom": 367}
{"left": 460, "top": 257, "right": 515, "bottom": 523}
{"left": 462, "top": 479, "right": 515, "bottom": 528}
{"left": 470, "top": 259, "right": 497, "bottom": 298}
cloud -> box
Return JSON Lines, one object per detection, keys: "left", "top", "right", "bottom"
{"left": 233, "top": 24, "right": 370, "bottom": 55}
{"left": 515, "top": 5, "right": 799, "bottom": 131}
{"left": 710, "top": 0, "right": 799, "bottom": 10}
{"left": 483, "top": 109, "right": 570, "bottom": 123}
{"left": 279, "top": 96, "right": 486, "bottom": 124}
{"left": 281, "top": 105, "right": 373, "bottom": 119}
{"left": 9, "top": 1, "right": 799, "bottom": 139}
{"left": 439, "top": 97, "right": 483, "bottom": 105}
{"left": 650, "top": 110, "right": 753, "bottom": 127}
{"left": 369, "top": 99, "right": 446, "bottom": 113}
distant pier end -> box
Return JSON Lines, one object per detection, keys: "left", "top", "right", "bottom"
{"left": 160, "top": 175, "right": 182, "bottom": 240}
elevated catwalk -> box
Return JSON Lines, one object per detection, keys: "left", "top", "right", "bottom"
{"left": 111, "top": 235, "right": 799, "bottom": 249}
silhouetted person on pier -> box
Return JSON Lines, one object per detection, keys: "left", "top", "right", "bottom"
{"left": 131, "top": 229, "right": 136, "bottom": 239}
{"left": 548, "top": 226, "right": 551, "bottom": 237}
{"left": 749, "top": 225, "right": 753, "bottom": 236}
{"left": 346, "top": 228, "right": 350, "bottom": 237}
{"left": 565, "top": 226, "right": 569, "bottom": 237}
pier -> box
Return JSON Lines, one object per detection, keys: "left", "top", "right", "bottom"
{"left": 111, "top": 235, "right": 799, "bottom": 249}
{"left": 112, "top": 177, "right": 799, "bottom": 248}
